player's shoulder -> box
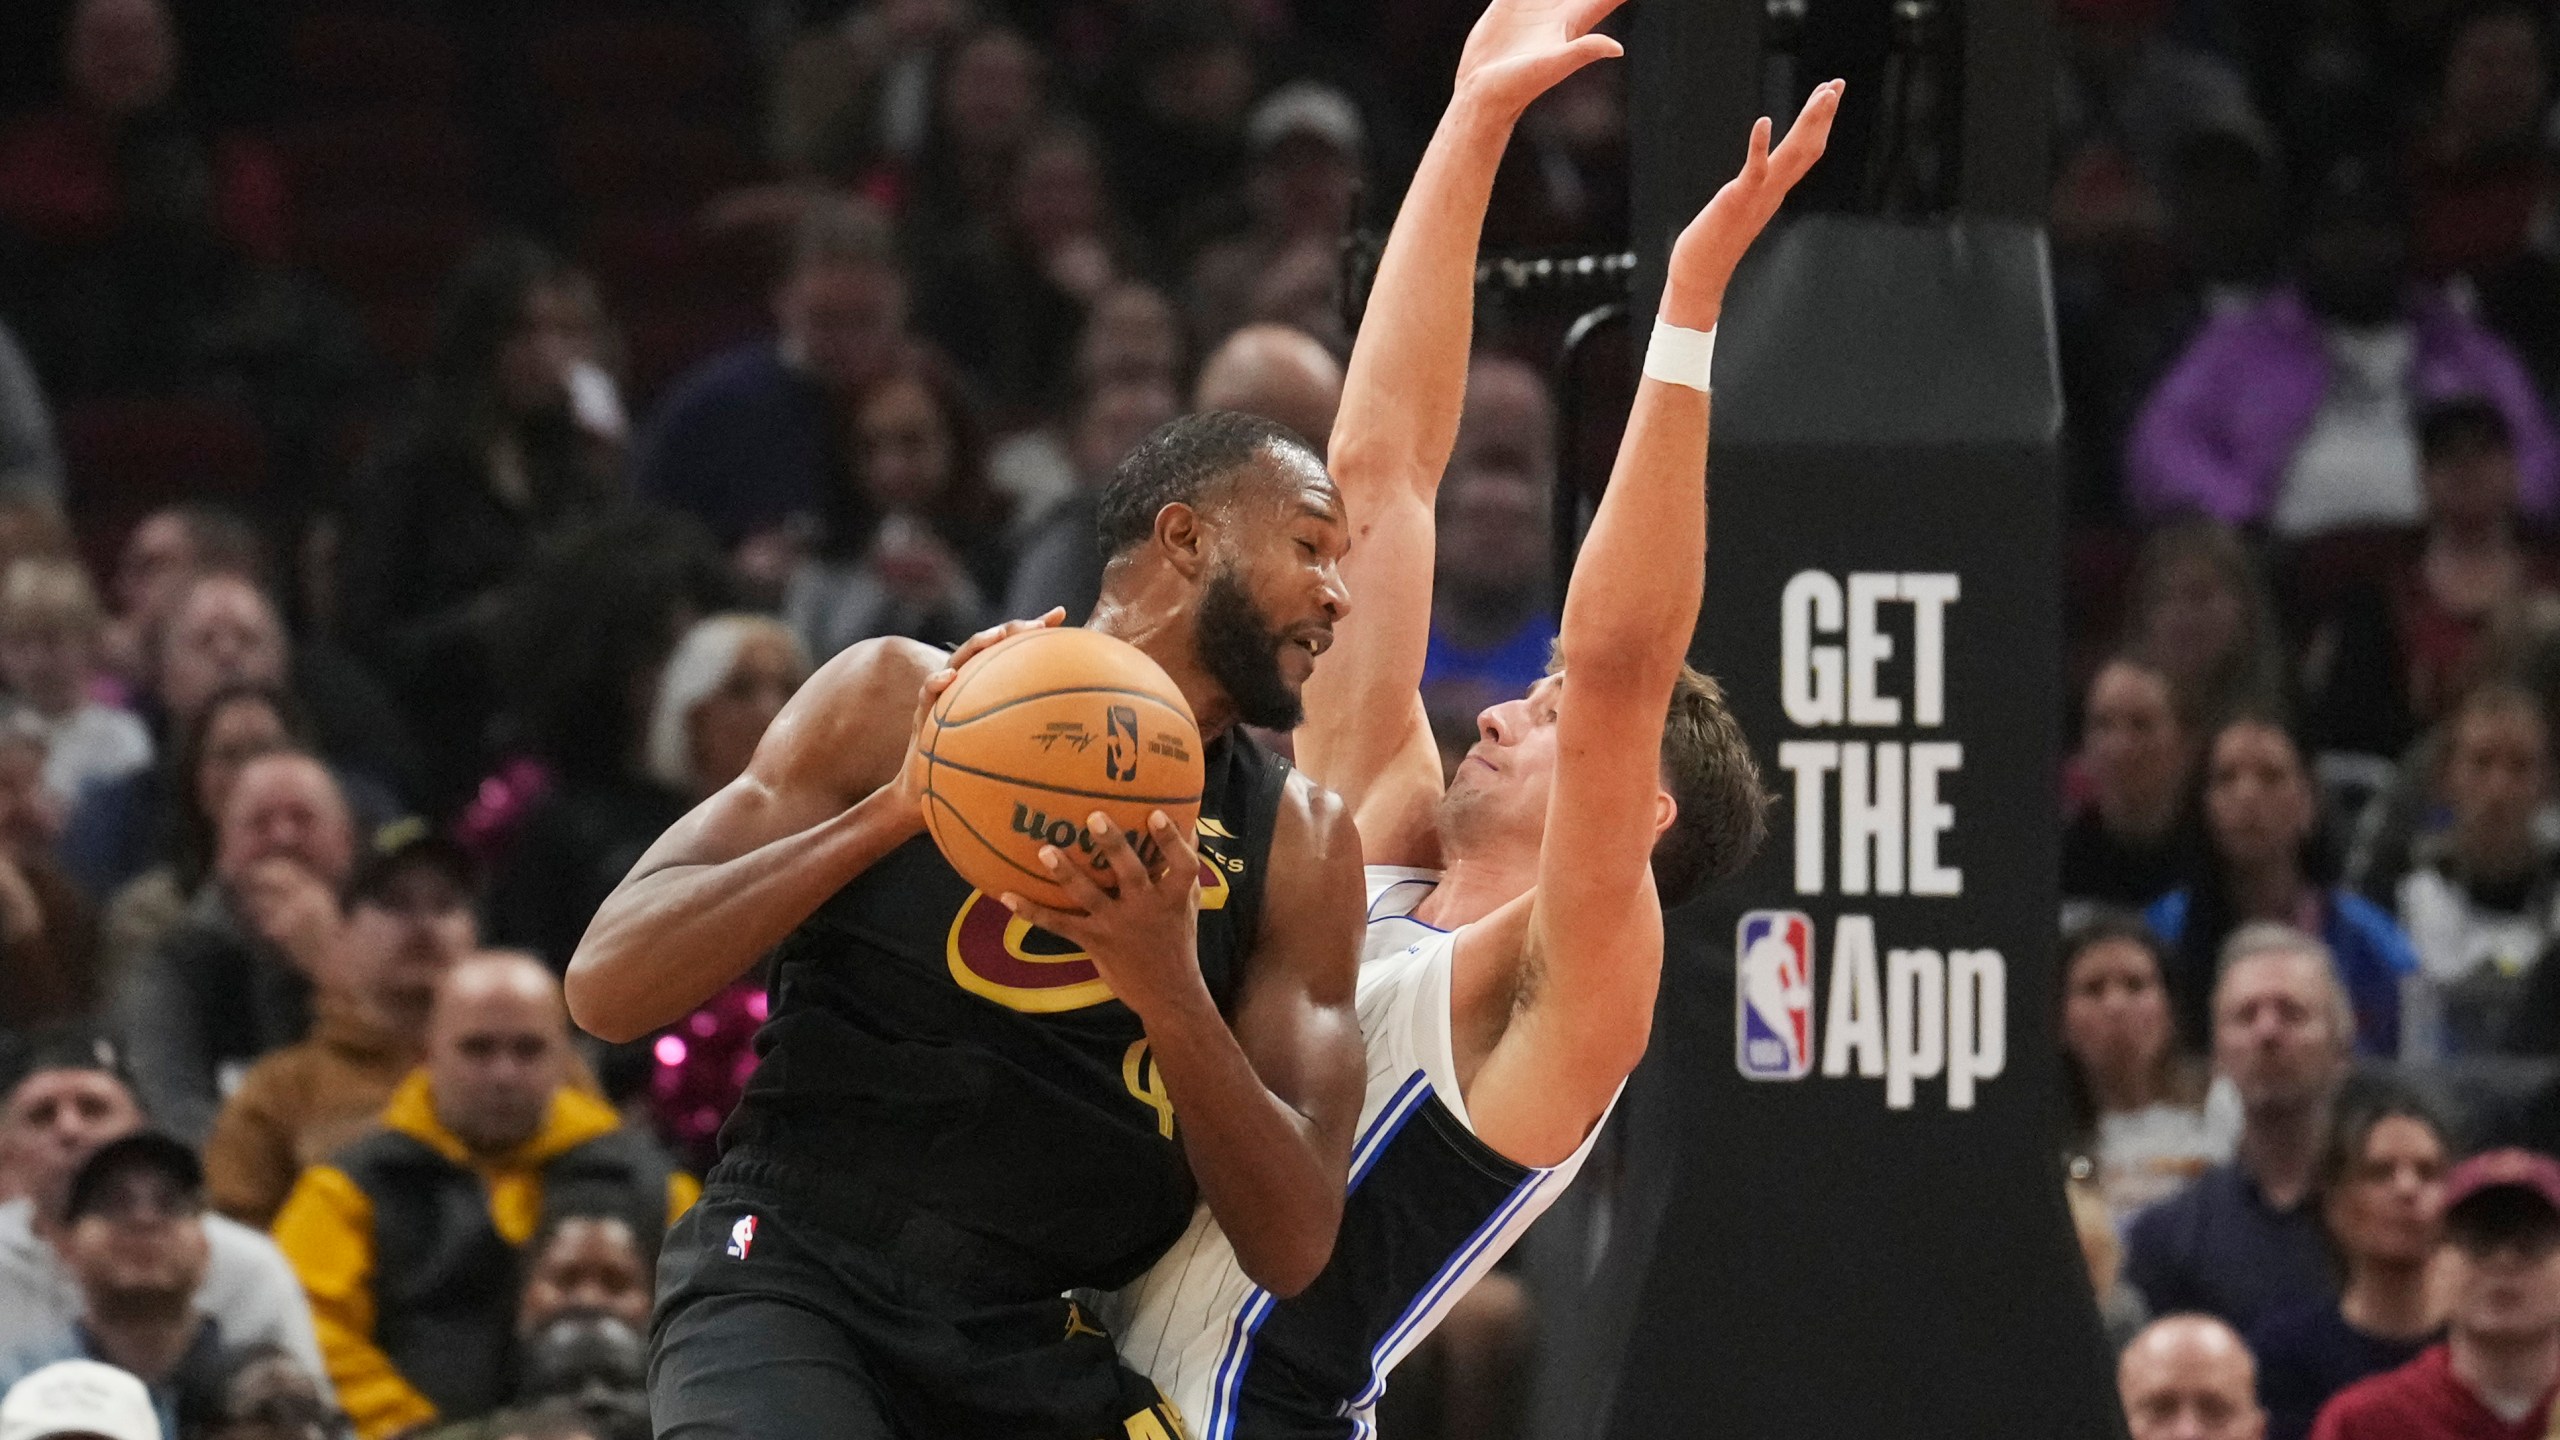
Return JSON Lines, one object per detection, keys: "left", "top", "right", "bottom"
{"left": 757, "top": 637, "right": 944, "bottom": 792}
{"left": 799, "top": 636, "right": 944, "bottom": 709}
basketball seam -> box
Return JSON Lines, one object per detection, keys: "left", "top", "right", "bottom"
{"left": 923, "top": 789, "right": 1069, "bottom": 889}
{"left": 937, "top": 683, "right": 1197, "bottom": 729}
{"left": 924, "top": 753, "right": 1202, "bottom": 807}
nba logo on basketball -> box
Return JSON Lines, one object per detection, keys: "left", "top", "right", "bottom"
{"left": 726, "top": 1214, "right": 757, "bottom": 1260}
{"left": 1737, "top": 911, "right": 1815, "bottom": 1080}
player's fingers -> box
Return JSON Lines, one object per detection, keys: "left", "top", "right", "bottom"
{"left": 1565, "top": 0, "right": 1630, "bottom": 38}
{"left": 1773, "top": 81, "right": 1842, "bottom": 179}
{"left": 947, "top": 628, "right": 1009, "bottom": 672}
{"left": 1038, "top": 844, "right": 1114, "bottom": 911}
{"left": 1085, "top": 812, "right": 1151, "bottom": 894}
{"left": 910, "top": 667, "right": 957, "bottom": 731}
{"left": 1563, "top": 33, "right": 1623, "bottom": 68}
{"left": 948, "top": 610, "right": 1056, "bottom": 672}
{"left": 998, "top": 892, "right": 1087, "bottom": 935}
{"left": 1144, "top": 811, "right": 1197, "bottom": 885}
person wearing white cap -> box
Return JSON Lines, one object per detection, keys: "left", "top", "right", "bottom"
{"left": 0, "top": 1358, "right": 162, "bottom": 1440}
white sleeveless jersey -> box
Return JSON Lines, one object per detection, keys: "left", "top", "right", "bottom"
{"left": 1099, "top": 867, "right": 1614, "bottom": 1440}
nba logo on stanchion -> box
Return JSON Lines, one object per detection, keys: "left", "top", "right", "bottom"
{"left": 1736, "top": 910, "right": 1815, "bottom": 1080}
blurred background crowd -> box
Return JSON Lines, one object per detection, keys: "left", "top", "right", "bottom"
{"left": 5, "top": 0, "right": 2560, "bottom": 1435}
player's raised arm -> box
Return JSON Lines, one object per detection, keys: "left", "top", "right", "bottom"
{"left": 1465, "top": 83, "right": 1841, "bottom": 1167}
{"left": 1297, "top": 0, "right": 1625, "bottom": 865}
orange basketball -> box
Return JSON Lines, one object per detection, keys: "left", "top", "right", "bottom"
{"left": 920, "top": 627, "right": 1205, "bottom": 911}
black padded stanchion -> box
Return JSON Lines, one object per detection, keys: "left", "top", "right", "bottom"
{"left": 1518, "top": 2, "right": 2123, "bottom": 1436}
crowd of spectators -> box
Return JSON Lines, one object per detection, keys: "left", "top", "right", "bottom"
{"left": 2048, "top": 0, "right": 2560, "bottom": 1430}
{"left": 15, "top": 0, "right": 2560, "bottom": 1435}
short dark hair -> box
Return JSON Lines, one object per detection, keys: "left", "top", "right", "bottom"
{"left": 2420, "top": 397, "right": 2514, "bottom": 465}
{"left": 526, "top": 1208, "right": 654, "bottom": 1286}
{"left": 1095, "top": 410, "right": 1322, "bottom": 559}
{"left": 1651, "top": 666, "right": 1769, "bottom": 908}
{"left": 0, "top": 1026, "right": 135, "bottom": 1110}
{"left": 2062, "top": 908, "right": 2169, "bottom": 982}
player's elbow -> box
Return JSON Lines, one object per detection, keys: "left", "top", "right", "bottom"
{"left": 563, "top": 945, "right": 646, "bottom": 1044}
{"left": 1325, "top": 432, "right": 1440, "bottom": 506}
{"left": 1591, "top": 1021, "right": 1652, "bottom": 1084}
{"left": 1240, "top": 1234, "right": 1334, "bottom": 1299}
{"left": 1235, "top": 1192, "right": 1342, "bottom": 1298}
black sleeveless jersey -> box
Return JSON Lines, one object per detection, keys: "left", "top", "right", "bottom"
{"left": 724, "top": 728, "right": 1291, "bottom": 1294}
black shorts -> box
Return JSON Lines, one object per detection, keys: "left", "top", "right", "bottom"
{"left": 649, "top": 1168, "right": 1188, "bottom": 1440}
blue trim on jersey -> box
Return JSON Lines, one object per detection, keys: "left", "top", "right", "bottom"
{"left": 1364, "top": 882, "right": 1447, "bottom": 930}
{"left": 1204, "top": 1071, "right": 1435, "bottom": 1440}
{"left": 1205, "top": 1288, "right": 1278, "bottom": 1440}
{"left": 1348, "top": 1168, "right": 1553, "bottom": 1416}
{"left": 1348, "top": 1072, "right": 1432, "bottom": 1190}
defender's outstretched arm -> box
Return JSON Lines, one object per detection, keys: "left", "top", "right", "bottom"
{"left": 1466, "top": 84, "right": 1843, "bottom": 1168}
{"left": 1298, "top": 0, "right": 1627, "bottom": 866}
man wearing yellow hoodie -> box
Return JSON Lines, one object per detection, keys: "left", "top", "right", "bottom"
{"left": 272, "top": 952, "right": 697, "bottom": 1439}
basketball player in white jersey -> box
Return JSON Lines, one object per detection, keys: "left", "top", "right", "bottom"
{"left": 1087, "top": 0, "right": 1842, "bottom": 1430}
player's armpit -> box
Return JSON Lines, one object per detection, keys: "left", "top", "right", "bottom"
{"left": 1344, "top": 693, "right": 1449, "bottom": 869}
{"left": 1462, "top": 891, "right": 1664, "bottom": 1169}
{"left": 1296, "top": 486, "right": 1444, "bottom": 867}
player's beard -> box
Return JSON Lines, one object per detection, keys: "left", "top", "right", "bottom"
{"left": 1195, "top": 563, "right": 1304, "bottom": 730}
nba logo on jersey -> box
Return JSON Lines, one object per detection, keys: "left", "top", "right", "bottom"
{"left": 1736, "top": 910, "right": 1815, "bottom": 1080}
{"left": 725, "top": 1214, "right": 757, "bottom": 1260}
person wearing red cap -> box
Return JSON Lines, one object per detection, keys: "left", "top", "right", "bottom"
{"left": 2309, "top": 1148, "right": 2560, "bottom": 1439}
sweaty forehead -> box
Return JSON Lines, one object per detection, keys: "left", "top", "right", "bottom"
{"left": 1259, "top": 447, "right": 1342, "bottom": 526}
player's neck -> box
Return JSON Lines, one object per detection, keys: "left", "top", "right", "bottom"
{"left": 1087, "top": 592, "right": 1238, "bottom": 739}
{"left": 1413, "top": 850, "right": 1537, "bottom": 931}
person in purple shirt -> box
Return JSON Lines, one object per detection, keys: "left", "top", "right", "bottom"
{"left": 2250, "top": 1091, "right": 2453, "bottom": 1440}
{"left": 2127, "top": 925, "right": 2355, "bottom": 1334}
{"left": 2126, "top": 154, "right": 2556, "bottom": 537}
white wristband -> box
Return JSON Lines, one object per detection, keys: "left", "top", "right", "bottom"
{"left": 1642, "top": 318, "right": 1716, "bottom": 393}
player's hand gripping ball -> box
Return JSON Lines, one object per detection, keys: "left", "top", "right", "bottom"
{"left": 919, "top": 627, "right": 1204, "bottom": 912}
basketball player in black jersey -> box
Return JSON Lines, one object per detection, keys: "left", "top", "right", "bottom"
{"left": 565, "top": 414, "right": 1369, "bottom": 1440}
